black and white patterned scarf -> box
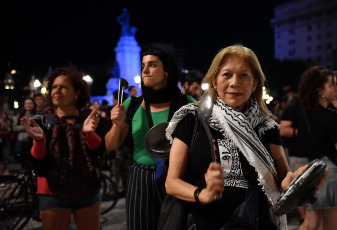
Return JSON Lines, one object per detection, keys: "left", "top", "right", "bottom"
{"left": 166, "top": 97, "right": 287, "bottom": 230}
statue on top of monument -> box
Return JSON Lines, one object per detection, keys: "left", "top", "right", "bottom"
{"left": 117, "top": 8, "right": 137, "bottom": 37}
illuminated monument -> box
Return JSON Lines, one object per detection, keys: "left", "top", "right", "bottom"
{"left": 105, "top": 8, "right": 141, "bottom": 96}
{"left": 91, "top": 8, "right": 140, "bottom": 104}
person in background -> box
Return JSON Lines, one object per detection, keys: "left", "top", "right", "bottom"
{"left": 128, "top": 86, "right": 138, "bottom": 97}
{"left": 295, "top": 66, "right": 337, "bottom": 230}
{"left": 21, "top": 66, "right": 106, "bottom": 230}
{"left": 100, "top": 99, "right": 111, "bottom": 119}
{"left": 327, "top": 72, "right": 337, "bottom": 113}
{"left": 283, "top": 85, "right": 295, "bottom": 104}
{"left": 182, "top": 69, "right": 203, "bottom": 100}
{"left": 34, "top": 93, "right": 47, "bottom": 115}
{"left": 90, "top": 100, "right": 106, "bottom": 118}
{"left": 279, "top": 93, "right": 308, "bottom": 225}
{"left": 274, "top": 96, "right": 288, "bottom": 121}
{"left": 0, "top": 101, "right": 9, "bottom": 175}
{"left": 105, "top": 47, "right": 195, "bottom": 230}
{"left": 112, "top": 90, "right": 128, "bottom": 107}
{"left": 165, "top": 45, "right": 327, "bottom": 230}
{"left": 13, "top": 97, "right": 36, "bottom": 159}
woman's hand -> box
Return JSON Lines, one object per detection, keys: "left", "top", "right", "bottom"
{"left": 110, "top": 104, "right": 126, "bottom": 126}
{"left": 281, "top": 165, "right": 329, "bottom": 192}
{"left": 20, "top": 117, "right": 44, "bottom": 141}
{"left": 83, "top": 109, "right": 100, "bottom": 134}
{"left": 199, "top": 162, "right": 224, "bottom": 204}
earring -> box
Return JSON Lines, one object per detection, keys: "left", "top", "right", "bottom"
{"left": 322, "top": 94, "right": 325, "bottom": 100}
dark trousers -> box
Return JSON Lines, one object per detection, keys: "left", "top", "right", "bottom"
{"left": 126, "top": 161, "right": 166, "bottom": 230}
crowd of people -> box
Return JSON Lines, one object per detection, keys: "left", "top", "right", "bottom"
{"left": 0, "top": 44, "right": 335, "bottom": 230}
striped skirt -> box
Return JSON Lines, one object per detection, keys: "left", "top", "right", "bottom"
{"left": 126, "top": 161, "right": 166, "bottom": 230}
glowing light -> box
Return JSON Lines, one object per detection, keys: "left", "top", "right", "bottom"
{"left": 41, "top": 87, "right": 47, "bottom": 94}
{"left": 201, "top": 83, "right": 209, "bottom": 91}
{"left": 10, "top": 70, "right": 16, "bottom": 74}
{"left": 263, "top": 86, "right": 273, "bottom": 104}
{"left": 34, "top": 79, "right": 41, "bottom": 88}
{"left": 134, "top": 76, "right": 141, "bottom": 84}
{"left": 14, "top": 101, "right": 19, "bottom": 109}
{"left": 83, "top": 75, "right": 93, "bottom": 84}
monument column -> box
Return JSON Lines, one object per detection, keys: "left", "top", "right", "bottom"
{"left": 106, "top": 8, "right": 141, "bottom": 96}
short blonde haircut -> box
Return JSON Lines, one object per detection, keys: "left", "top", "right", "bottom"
{"left": 202, "top": 44, "right": 269, "bottom": 115}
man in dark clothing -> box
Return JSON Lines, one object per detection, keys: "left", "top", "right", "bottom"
{"left": 279, "top": 94, "right": 308, "bottom": 224}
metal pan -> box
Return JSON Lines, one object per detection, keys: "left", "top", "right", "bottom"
{"left": 144, "top": 122, "right": 171, "bottom": 158}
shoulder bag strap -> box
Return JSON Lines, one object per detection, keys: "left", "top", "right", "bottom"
{"left": 185, "top": 115, "right": 199, "bottom": 181}
{"left": 145, "top": 100, "right": 154, "bottom": 128}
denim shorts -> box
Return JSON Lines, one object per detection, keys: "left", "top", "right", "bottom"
{"left": 39, "top": 191, "right": 101, "bottom": 211}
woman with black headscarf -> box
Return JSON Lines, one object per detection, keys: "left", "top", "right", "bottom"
{"left": 105, "top": 47, "right": 195, "bottom": 230}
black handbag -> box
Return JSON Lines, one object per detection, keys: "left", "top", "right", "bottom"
{"left": 157, "top": 195, "right": 191, "bottom": 230}
{"left": 221, "top": 186, "right": 260, "bottom": 230}
{"left": 157, "top": 116, "right": 199, "bottom": 230}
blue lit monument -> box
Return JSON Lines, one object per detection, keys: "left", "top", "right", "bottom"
{"left": 106, "top": 8, "right": 141, "bottom": 97}
{"left": 92, "top": 8, "right": 141, "bottom": 105}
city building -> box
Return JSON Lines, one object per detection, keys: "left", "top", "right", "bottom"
{"left": 270, "top": 0, "right": 337, "bottom": 69}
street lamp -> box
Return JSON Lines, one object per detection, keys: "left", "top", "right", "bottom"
{"left": 34, "top": 79, "right": 41, "bottom": 88}
{"left": 83, "top": 75, "right": 93, "bottom": 84}
{"left": 201, "top": 83, "right": 209, "bottom": 91}
{"left": 134, "top": 76, "right": 141, "bottom": 84}
{"left": 13, "top": 101, "right": 19, "bottom": 109}
{"left": 4, "top": 73, "right": 15, "bottom": 90}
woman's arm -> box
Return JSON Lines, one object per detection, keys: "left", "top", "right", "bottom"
{"left": 105, "top": 105, "right": 129, "bottom": 151}
{"left": 269, "top": 143, "right": 291, "bottom": 183}
{"left": 165, "top": 137, "right": 224, "bottom": 204}
{"left": 279, "top": 120, "right": 297, "bottom": 138}
{"left": 20, "top": 117, "right": 46, "bottom": 159}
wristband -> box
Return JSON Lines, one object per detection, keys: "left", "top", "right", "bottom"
{"left": 194, "top": 187, "right": 202, "bottom": 205}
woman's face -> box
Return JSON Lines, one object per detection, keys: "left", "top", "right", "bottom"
{"left": 141, "top": 55, "right": 168, "bottom": 90}
{"left": 51, "top": 75, "right": 80, "bottom": 109}
{"left": 24, "top": 99, "right": 35, "bottom": 112}
{"left": 92, "top": 101, "right": 100, "bottom": 110}
{"left": 34, "top": 96, "right": 45, "bottom": 108}
{"left": 320, "top": 75, "right": 336, "bottom": 103}
{"left": 213, "top": 55, "right": 257, "bottom": 112}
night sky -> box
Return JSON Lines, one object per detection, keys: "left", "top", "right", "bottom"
{"left": 0, "top": 0, "right": 288, "bottom": 93}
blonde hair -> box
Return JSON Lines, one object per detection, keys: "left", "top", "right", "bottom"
{"left": 201, "top": 44, "right": 269, "bottom": 115}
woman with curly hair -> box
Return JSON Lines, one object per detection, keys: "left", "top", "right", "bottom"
{"left": 21, "top": 66, "right": 106, "bottom": 230}
{"left": 296, "top": 66, "right": 337, "bottom": 229}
